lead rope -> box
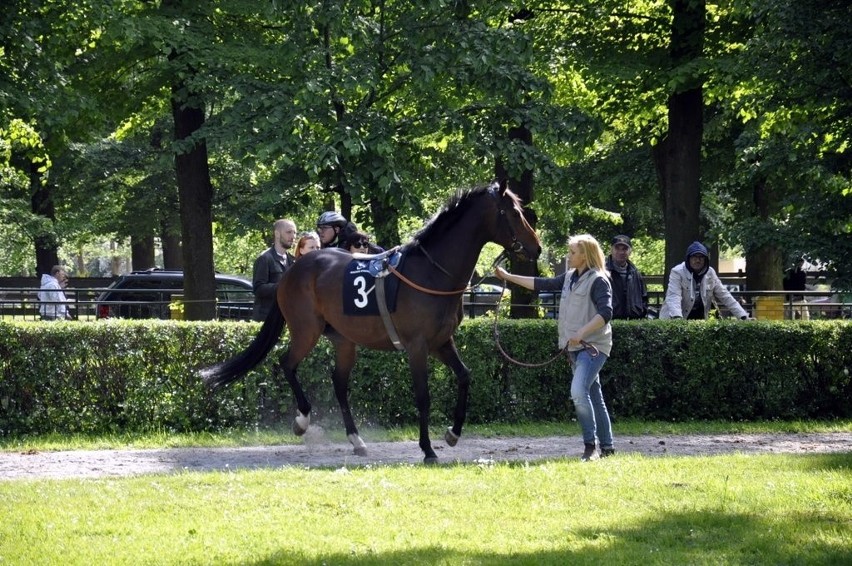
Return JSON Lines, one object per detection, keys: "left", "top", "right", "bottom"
{"left": 491, "top": 268, "right": 599, "bottom": 368}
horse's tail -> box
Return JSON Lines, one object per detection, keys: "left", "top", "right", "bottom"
{"left": 200, "top": 306, "right": 286, "bottom": 390}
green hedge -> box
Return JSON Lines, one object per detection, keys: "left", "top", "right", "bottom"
{"left": 1, "top": 319, "right": 850, "bottom": 437}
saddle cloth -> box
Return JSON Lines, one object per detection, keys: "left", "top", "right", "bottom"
{"left": 342, "top": 249, "right": 403, "bottom": 316}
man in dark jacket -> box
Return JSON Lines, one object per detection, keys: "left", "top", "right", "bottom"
{"left": 783, "top": 257, "right": 807, "bottom": 298}
{"left": 605, "top": 235, "right": 648, "bottom": 319}
{"left": 783, "top": 257, "right": 809, "bottom": 319}
{"left": 252, "top": 218, "right": 297, "bottom": 321}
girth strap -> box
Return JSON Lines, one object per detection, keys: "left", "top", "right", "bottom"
{"left": 375, "top": 268, "right": 404, "bottom": 351}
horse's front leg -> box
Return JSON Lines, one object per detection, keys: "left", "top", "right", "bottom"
{"left": 434, "top": 339, "right": 470, "bottom": 447}
{"left": 278, "top": 350, "right": 312, "bottom": 436}
{"left": 330, "top": 339, "right": 367, "bottom": 456}
{"left": 408, "top": 344, "right": 438, "bottom": 464}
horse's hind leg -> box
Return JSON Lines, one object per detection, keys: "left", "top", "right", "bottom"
{"left": 434, "top": 339, "right": 471, "bottom": 447}
{"left": 277, "top": 349, "right": 312, "bottom": 436}
{"left": 278, "top": 321, "right": 324, "bottom": 436}
{"left": 329, "top": 338, "right": 367, "bottom": 456}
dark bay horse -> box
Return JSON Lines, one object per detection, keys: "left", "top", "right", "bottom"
{"left": 201, "top": 181, "right": 541, "bottom": 463}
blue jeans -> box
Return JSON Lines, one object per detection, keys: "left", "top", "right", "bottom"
{"left": 569, "top": 350, "right": 613, "bottom": 448}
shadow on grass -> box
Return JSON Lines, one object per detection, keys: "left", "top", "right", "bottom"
{"left": 234, "top": 454, "right": 852, "bottom": 565}
{"left": 239, "top": 508, "right": 850, "bottom": 564}
{"left": 797, "top": 452, "right": 852, "bottom": 473}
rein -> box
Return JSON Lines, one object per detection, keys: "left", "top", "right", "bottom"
{"left": 387, "top": 263, "right": 469, "bottom": 296}
{"left": 388, "top": 249, "right": 510, "bottom": 297}
{"left": 491, "top": 276, "right": 600, "bottom": 368}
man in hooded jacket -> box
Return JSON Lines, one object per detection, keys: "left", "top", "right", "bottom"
{"left": 659, "top": 241, "right": 748, "bottom": 320}
{"left": 38, "top": 265, "right": 73, "bottom": 320}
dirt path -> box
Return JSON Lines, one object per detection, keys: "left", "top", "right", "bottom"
{"left": 2, "top": 431, "right": 849, "bottom": 480}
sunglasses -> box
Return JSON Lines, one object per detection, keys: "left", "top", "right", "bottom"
{"left": 353, "top": 241, "right": 370, "bottom": 248}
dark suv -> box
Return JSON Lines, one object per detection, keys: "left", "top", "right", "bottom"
{"left": 95, "top": 269, "right": 254, "bottom": 320}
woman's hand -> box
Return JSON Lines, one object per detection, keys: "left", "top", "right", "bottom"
{"left": 494, "top": 267, "right": 535, "bottom": 290}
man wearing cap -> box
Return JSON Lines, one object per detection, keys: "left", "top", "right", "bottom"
{"left": 605, "top": 235, "right": 648, "bottom": 319}
{"left": 659, "top": 241, "right": 749, "bottom": 320}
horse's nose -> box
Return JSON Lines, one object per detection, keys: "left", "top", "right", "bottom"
{"left": 524, "top": 245, "right": 541, "bottom": 261}
{"left": 518, "top": 243, "right": 541, "bottom": 261}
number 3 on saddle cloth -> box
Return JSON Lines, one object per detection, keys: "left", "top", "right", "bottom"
{"left": 342, "top": 248, "right": 404, "bottom": 316}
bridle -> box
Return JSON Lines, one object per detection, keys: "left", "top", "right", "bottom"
{"left": 494, "top": 186, "right": 530, "bottom": 257}
{"left": 389, "top": 187, "right": 529, "bottom": 297}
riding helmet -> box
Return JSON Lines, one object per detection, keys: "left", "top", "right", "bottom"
{"left": 316, "top": 211, "right": 347, "bottom": 227}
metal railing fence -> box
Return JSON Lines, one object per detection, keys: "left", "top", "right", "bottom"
{"left": 462, "top": 289, "right": 851, "bottom": 320}
{"left": 0, "top": 287, "right": 254, "bottom": 322}
{"left": 2, "top": 286, "right": 849, "bottom": 322}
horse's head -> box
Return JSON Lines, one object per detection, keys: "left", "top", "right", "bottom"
{"left": 490, "top": 181, "right": 541, "bottom": 262}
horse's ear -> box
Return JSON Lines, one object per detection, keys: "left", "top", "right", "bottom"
{"left": 496, "top": 179, "right": 508, "bottom": 195}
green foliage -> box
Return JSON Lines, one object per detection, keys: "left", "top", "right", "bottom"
{"left": 211, "top": 224, "right": 265, "bottom": 278}
{"left": 1, "top": 319, "right": 850, "bottom": 438}
{"left": 629, "top": 236, "right": 665, "bottom": 279}
{"left": 2, "top": 0, "right": 850, "bottom": 293}
{"left": 607, "top": 320, "right": 852, "bottom": 420}
{"left": 704, "top": 0, "right": 852, "bottom": 287}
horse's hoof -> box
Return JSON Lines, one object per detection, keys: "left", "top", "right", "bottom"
{"left": 292, "top": 411, "right": 310, "bottom": 436}
{"left": 348, "top": 433, "right": 367, "bottom": 456}
{"left": 445, "top": 427, "right": 460, "bottom": 447}
{"left": 423, "top": 455, "right": 439, "bottom": 465}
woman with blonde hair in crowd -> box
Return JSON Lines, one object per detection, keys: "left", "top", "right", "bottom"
{"left": 295, "top": 231, "right": 321, "bottom": 259}
{"left": 495, "top": 234, "right": 615, "bottom": 461}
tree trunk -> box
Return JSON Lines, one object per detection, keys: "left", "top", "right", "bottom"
{"left": 746, "top": 178, "right": 783, "bottom": 291}
{"left": 161, "top": 213, "right": 183, "bottom": 270}
{"left": 654, "top": 0, "right": 706, "bottom": 287}
{"left": 161, "top": 233, "right": 183, "bottom": 270}
{"left": 340, "top": 188, "right": 353, "bottom": 225}
{"left": 369, "top": 194, "right": 399, "bottom": 249}
{"left": 496, "top": 125, "right": 538, "bottom": 319}
{"left": 30, "top": 165, "right": 59, "bottom": 277}
{"left": 171, "top": 79, "right": 215, "bottom": 320}
{"left": 110, "top": 240, "right": 123, "bottom": 275}
{"left": 131, "top": 235, "right": 156, "bottom": 270}
{"left": 746, "top": 247, "right": 782, "bottom": 291}
{"left": 73, "top": 247, "right": 88, "bottom": 276}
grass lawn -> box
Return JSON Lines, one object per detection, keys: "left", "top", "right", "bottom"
{"left": 1, "top": 427, "right": 850, "bottom": 564}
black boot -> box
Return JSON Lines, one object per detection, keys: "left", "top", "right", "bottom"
{"left": 581, "top": 443, "right": 598, "bottom": 461}
{"left": 600, "top": 447, "right": 615, "bottom": 458}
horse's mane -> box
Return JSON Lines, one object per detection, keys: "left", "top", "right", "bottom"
{"left": 407, "top": 182, "right": 517, "bottom": 249}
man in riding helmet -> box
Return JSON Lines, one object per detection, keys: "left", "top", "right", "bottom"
{"left": 316, "top": 211, "right": 358, "bottom": 249}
